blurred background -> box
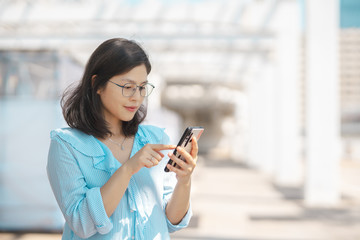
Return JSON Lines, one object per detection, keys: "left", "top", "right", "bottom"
{"left": 0, "top": 0, "right": 360, "bottom": 239}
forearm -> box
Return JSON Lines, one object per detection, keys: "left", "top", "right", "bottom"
{"left": 100, "top": 164, "right": 133, "bottom": 217}
{"left": 165, "top": 178, "right": 191, "bottom": 225}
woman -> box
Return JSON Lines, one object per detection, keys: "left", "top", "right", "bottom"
{"left": 47, "top": 38, "right": 198, "bottom": 239}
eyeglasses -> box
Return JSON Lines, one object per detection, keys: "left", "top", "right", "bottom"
{"left": 109, "top": 81, "right": 155, "bottom": 97}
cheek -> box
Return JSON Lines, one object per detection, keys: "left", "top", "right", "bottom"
{"left": 99, "top": 87, "right": 119, "bottom": 103}
{"left": 98, "top": 91, "right": 118, "bottom": 111}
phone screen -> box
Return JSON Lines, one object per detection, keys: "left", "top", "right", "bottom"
{"left": 164, "top": 126, "right": 204, "bottom": 172}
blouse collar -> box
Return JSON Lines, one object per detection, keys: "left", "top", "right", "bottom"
{"left": 52, "top": 126, "right": 151, "bottom": 173}
{"left": 51, "top": 128, "right": 105, "bottom": 157}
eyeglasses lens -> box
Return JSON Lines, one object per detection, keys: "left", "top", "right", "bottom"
{"left": 122, "top": 83, "right": 152, "bottom": 97}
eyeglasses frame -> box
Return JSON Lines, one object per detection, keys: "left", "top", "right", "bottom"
{"left": 108, "top": 80, "right": 155, "bottom": 97}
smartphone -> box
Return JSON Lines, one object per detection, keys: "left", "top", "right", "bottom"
{"left": 164, "top": 126, "right": 204, "bottom": 172}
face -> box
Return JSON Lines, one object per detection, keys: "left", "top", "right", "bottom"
{"left": 96, "top": 64, "right": 148, "bottom": 127}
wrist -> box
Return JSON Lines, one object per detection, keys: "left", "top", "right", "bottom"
{"left": 120, "top": 161, "right": 136, "bottom": 177}
{"left": 177, "top": 177, "right": 191, "bottom": 187}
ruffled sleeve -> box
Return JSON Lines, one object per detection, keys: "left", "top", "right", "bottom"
{"left": 47, "top": 130, "right": 113, "bottom": 238}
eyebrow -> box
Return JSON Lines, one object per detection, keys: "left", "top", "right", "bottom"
{"left": 120, "top": 78, "right": 148, "bottom": 84}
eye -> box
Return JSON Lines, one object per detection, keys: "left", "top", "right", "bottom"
{"left": 123, "top": 83, "right": 135, "bottom": 90}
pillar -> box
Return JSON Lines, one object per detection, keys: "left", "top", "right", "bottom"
{"left": 273, "top": 1, "right": 303, "bottom": 186}
{"left": 304, "top": 0, "right": 340, "bottom": 206}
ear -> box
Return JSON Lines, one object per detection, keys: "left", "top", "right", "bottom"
{"left": 92, "top": 75, "right": 101, "bottom": 94}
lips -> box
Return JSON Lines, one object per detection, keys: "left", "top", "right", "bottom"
{"left": 124, "top": 106, "right": 138, "bottom": 112}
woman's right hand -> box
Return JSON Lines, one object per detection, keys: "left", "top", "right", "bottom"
{"left": 124, "top": 144, "right": 176, "bottom": 175}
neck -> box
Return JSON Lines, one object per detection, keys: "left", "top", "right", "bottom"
{"left": 111, "top": 130, "right": 124, "bottom": 139}
{"left": 106, "top": 118, "right": 124, "bottom": 138}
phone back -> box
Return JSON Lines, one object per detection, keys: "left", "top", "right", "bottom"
{"left": 164, "top": 127, "right": 204, "bottom": 172}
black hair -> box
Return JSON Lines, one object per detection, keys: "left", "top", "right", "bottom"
{"left": 61, "top": 38, "right": 151, "bottom": 138}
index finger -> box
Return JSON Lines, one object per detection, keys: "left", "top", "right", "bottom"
{"left": 191, "top": 136, "right": 199, "bottom": 158}
{"left": 149, "top": 144, "right": 177, "bottom": 151}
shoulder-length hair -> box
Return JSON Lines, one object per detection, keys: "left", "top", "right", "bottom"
{"left": 61, "top": 38, "right": 151, "bottom": 138}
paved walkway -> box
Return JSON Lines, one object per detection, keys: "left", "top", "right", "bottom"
{"left": 172, "top": 158, "right": 360, "bottom": 240}
{"left": 1, "top": 158, "right": 360, "bottom": 240}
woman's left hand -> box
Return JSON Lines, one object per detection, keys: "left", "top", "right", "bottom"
{"left": 166, "top": 136, "right": 198, "bottom": 184}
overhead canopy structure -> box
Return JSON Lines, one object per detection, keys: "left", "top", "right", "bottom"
{"left": 0, "top": 0, "right": 278, "bottom": 84}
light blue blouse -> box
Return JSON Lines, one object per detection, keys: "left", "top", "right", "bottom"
{"left": 47, "top": 125, "right": 192, "bottom": 240}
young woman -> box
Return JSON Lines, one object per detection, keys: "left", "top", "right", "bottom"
{"left": 47, "top": 38, "right": 198, "bottom": 239}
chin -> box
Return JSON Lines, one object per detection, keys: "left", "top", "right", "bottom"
{"left": 122, "top": 114, "right": 137, "bottom": 122}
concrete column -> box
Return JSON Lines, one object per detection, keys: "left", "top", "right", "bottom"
{"left": 273, "top": 1, "right": 302, "bottom": 186}
{"left": 304, "top": 0, "right": 340, "bottom": 206}
{"left": 247, "top": 69, "right": 268, "bottom": 169}
{"left": 247, "top": 60, "right": 276, "bottom": 173}
{"left": 261, "top": 63, "right": 276, "bottom": 174}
